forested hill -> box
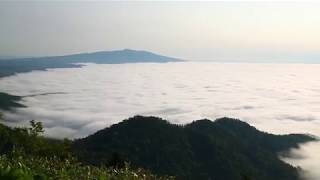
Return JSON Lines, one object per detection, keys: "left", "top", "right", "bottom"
{"left": 0, "top": 114, "right": 170, "bottom": 179}
{"left": 0, "top": 92, "right": 25, "bottom": 111}
{"left": 73, "top": 116, "right": 315, "bottom": 180}
{"left": 0, "top": 49, "right": 182, "bottom": 77}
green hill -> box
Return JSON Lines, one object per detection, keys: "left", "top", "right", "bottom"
{"left": 0, "top": 113, "right": 315, "bottom": 180}
{"left": 0, "top": 114, "right": 171, "bottom": 180}
{"left": 73, "top": 116, "right": 315, "bottom": 180}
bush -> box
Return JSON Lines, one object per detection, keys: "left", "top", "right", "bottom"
{"left": 0, "top": 113, "right": 173, "bottom": 180}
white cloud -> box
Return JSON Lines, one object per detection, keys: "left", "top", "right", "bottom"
{"left": 1, "top": 62, "right": 320, "bottom": 138}
{"left": 282, "top": 141, "right": 320, "bottom": 180}
{"left": 1, "top": 62, "right": 320, "bottom": 179}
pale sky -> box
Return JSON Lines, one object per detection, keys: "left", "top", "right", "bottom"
{"left": 1, "top": 1, "right": 320, "bottom": 62}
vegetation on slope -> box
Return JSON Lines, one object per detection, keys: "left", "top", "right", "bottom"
{"left": 0, "top": 113, "right": 171, "bottom": 180}
{"left": 0, "top": 111, "right": 315, "bottom": 180}
{"left": 0, "top": 92, "right": 25, "bottom": 111}
{"left": 73, "top": 116, "right": 315, "bottom": 180}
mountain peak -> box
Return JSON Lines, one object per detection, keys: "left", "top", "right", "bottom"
{"left": 0, "top": 49, "right": 183, "bottom": 78}
{"left": 121, "top": 48, "right": 136, "bottom": 52}
{"left": 73, "top": 115, "right": 316, "bottom": 180}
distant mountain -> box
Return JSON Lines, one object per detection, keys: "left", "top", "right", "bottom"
{"left": 0, "top": 56, "right": 24, "bottom": 60}
{"left": 73, "top": 115, "right": 315, "bottom": 180}
{"left": 0, "top": 49, "right": 182, "bottom": 78}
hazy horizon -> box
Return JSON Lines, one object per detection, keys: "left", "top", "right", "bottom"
{"left": 1, "top": 1, "right": 320, "bottom": 62}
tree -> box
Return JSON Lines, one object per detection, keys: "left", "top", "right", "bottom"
{"left": 29, "top": 120, "right": 44, "bottom": 137}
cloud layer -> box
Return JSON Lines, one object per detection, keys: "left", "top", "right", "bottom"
{"left": 1, "top": 62, "right": 320, "bottom": 139}
{"left": 281, "top": 141, "right": 320, "bottom": 180}
{"left": 1, "top": 62, "right": 320, "bottom": 179}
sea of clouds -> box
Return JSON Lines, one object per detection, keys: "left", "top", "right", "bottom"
{"left": 281, "top": 141, "right": 320, "bottom": 180}
{"left": 1, "top": 62, "right": 320, "bottom": 179}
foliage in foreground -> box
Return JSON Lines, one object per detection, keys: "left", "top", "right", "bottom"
{"left": 0, "top": 113, "right": 172, "bottom": 180}
{"left": 0, "top": 154, "right": 170, "bottom": 180}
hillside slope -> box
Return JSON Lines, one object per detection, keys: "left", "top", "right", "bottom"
{"left": 0, "top": 92, "right": 25, "bottom": 111}
{"left": 0, "top": 115, "right": 171, "bottom": 180}
{"left": 73, "top": 116, "right": 315, "bottom": 180}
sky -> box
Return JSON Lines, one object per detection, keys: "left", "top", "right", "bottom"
{"left": 1, "top": 1, "right": 320, "bottom": 62}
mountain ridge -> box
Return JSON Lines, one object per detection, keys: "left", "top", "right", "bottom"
{"left": 73, "top": 115, "right": 316, "bottom": 180}
{"left": 0, "top": 49, "right": 183, "bottom": 78}
{"left": 9, "top": 49, "right": 182, "bottom": 63}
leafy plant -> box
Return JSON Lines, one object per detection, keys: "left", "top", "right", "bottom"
{"left": 0, "top": 113, "right": 172, "bottom": 180}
